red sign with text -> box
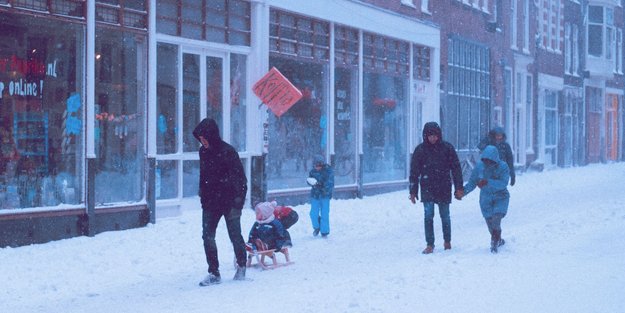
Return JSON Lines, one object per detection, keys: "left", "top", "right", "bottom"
{"left": 253, "top": 67, "right": 302, "bottom": 117}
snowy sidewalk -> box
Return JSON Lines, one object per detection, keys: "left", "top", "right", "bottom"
{"left": 2, "top": 163, "right": 625, "bottom": 313}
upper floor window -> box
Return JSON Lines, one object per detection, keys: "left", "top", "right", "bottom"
{"left": 156, "top": 0, "right": 251, "bottom": 46}
{"left": 538, "top": 0, "right": 563, "bottom": 52}
{"left": 587, "top": 5, "right": 614, "bottom": 58}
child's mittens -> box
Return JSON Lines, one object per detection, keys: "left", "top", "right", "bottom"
{"left": 306, "top": 177, "right": 318, "bottom": 186}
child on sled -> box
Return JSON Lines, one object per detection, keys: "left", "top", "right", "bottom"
{"left": 247, "top": 201, "right": 298, "bottom": 252}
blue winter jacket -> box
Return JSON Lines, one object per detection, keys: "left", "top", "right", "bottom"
{"left": 248, "top": 219, "right": 288, "bottom": 251}
{"left": 309, "top": 164, "right": 334, "bottom": 199}
{"left": 464, "top": 145, "right": 510, "bottom": 218}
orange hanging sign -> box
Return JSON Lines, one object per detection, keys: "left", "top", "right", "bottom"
{"left": 253, "top": 67, "right": 302, "bottom": 117}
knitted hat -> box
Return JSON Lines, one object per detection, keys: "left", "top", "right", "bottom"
{"left": 254, "top": 201, "right": 276, "bottom": 223}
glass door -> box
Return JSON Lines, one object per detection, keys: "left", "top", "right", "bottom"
{"left": 155, "top": 46, "right": 227, "bottom": 201}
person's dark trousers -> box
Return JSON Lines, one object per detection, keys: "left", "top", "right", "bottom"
{"left": 202, "top": 208, "right": 247, "bottom": 275}
{"left": 423, "top": 202, "right": 451, "bottom": 247}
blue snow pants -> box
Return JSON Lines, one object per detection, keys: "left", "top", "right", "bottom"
{"left": 310, "top": 197, "right": 330, "bottom": 235}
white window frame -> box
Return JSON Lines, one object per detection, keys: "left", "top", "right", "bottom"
{"left": 565, "top": 23, "right": 571, "bottom": 74}
{"left": 525, "top": 75, "right": 533, "bottom": 153}
{"left": 617, "top": 29, "right": 623, "bottom": 74}
{"left": 482, "top": 0, "right": 490, "bottom": 14}
{"left": 511, "top": 0, "right": 517, "bottom": 50}
{"left": 400, "top": 0, "right": 416, "bottom": 8}
{"left": 421, "top": 0, "right": 431, "bottom": 14}
{"left": 572, "top": 25, "right": 579, "bottom": 75}
{"left": 523, "top": 0, "right": 530, "bottom": 52}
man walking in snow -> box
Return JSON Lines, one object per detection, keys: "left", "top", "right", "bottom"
{"left": 409, "top": 122, "right": 464, "bottom": 254}
{"left": 193, "top": 118, "right": 248, "bottom": 286}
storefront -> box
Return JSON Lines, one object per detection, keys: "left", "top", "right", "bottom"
{"left": 0, "top": 1, "right": 149, "bottom": 247}
{"left": 0, "top": 0, "right": 439, "bottom": 246}
{"left": 262, "top": 1, "right": 440, "bottom": 201}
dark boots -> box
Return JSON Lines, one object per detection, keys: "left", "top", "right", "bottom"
{"left": 490, "top": 230, "right": 505, "bottom": 253}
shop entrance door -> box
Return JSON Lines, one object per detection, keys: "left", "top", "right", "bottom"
{"left": 180, "top": 51, "right": 226, "bottom": 198}
{"left": 155, "top": 48, "right": 228, "bottom": 202}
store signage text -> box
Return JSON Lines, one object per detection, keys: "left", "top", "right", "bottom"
{"left": 253, "top": 67, "right": 302, "bottom": 117}
{"left": 0, "top": 55, "right": 57, "bottom": 99}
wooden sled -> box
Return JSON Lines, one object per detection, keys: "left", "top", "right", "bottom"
{"left": 246, "top": 239, "right": 293, "bottom": 270}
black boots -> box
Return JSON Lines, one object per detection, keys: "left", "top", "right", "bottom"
{"left": 490, "top": 230, "right": 505, "bottom": 253}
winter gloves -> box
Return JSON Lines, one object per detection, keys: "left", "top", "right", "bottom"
{"left": 510, "top": 176, "right": 515, "bottom": 186}
{"left": 477, "top": 179, "right": 488, "bottom": 188}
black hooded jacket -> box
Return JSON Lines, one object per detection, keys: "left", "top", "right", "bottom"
{"left": 193, "top": 118, "right": 247, "bottom": 214}
{"left": 477, "top": 127, "right": 515, "bottom": 181}
{"left": 409, "top": 122, "right": 463, "bottom": 204}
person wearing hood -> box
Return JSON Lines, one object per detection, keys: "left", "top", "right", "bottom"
{"left": 247, "top": 201, "right": 289, "bottom": 252}
{"left": 193, "top": 118, "right": 248, "bottom": 286}
{"left": 462, "top": 145, "right": 510, "bottom": 253}
{"left": 409, "top": 122, "right": 464, "bottom": 254}
{"left": 477, "top": 127, "right": 516, "bottom": 186}
{"left": 307, "top": 154, "right": 334, "bottom": 238}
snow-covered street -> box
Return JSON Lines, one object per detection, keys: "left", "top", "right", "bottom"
{"left": 2, "top": 163, "right": 624, "bottom": 313}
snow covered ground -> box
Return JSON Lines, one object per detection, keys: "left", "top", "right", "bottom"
{"left": 2, "top": 163, "right": 624, "bottom": 313}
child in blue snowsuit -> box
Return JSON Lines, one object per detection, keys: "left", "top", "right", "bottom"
{"left": 307, "top": 155, "right": 334, "bottom": 237}
{"left": 463, "top": 145, "right": 510, "bottom": 253}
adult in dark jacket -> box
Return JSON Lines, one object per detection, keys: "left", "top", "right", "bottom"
{"left": 193, "top": 118, "right": 248, "bottom": 286}
{"left": 477, "top": 127, "right": 516, "bottom": 186}
{"left": 409, "top": 122, "right": 464, "bottom": 254}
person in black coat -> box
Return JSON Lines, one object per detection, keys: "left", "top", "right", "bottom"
{"left": 477, "top": 127, "right": 516, "bottom": 186}
{"left": 193, "top": 118, "right": 248, "bottom": 286}
{"left": 409, "top": 122, "right": 464, "bottom": 254}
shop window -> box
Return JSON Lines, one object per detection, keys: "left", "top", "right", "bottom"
{"left": 156, "top": 0, "right": 251, "bottom": 46}
{"left": 363, "top": 33, "right": 409, "bottom": 76}
{"left": 155, "top": 160, "right": 177, "bottom": 200}
{"left": 334, "top": 26, "right": 359, "bottom": 185}
{"left": 182, "top": 53, "right": 201, "bottom": 152}
{"left": 230, "top": 54, "right": 247, "bottom": 152}
{"left": 334, "top": 26, "right": 358, "bottom": 68}
{"left": 96, "top": 0, "right": 147, "bottom": 29}
{"left": 0, "top": 13, "right": 84, "bottom": 209}
{"left": 270, "top": 10, "right": 330, "bottom": 62}
{"left": 266, "top": 57, "right": 328, "bottom": 190}
{"left": 94, "top": 28, "right": 146, "bottom": 205}
{"left": 3, "top": 0, "right": 84, "bottom": 17}
{"left": 413, "top": 44, "right": 430, "bottom": 81}
{"left": 361, "top": 34, "right": 409, "bottom": 183}
{"left": 156, "top": 43, "right": 178, "bottom": 155}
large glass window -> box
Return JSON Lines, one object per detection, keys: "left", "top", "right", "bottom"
{"left": 0, "top": 14, "right": 84, "bottom": 209}
{"left": 94, "top": 28, "right": 146, "bottom": 205}
{"left": 157, "top": 43, "right": 178, "bottom": 155}
{"left": 230, "top": 54, "right": 247, "bottom": 152}
{"left": 443, "top": 37, "right": 490, "bottom": 151}
{"left": 333, "top": 26, "right": 359, "bottom": 185}
{"left": 588, "top": 6, "right": 604, "bottom": 57}
{"left": 266, "top": 57, "right": 328, "bottom": 190}
{"left": 156, "top": 0, "right": 251, "bottom": 46}
{"left": 267, "top": 11, "right": 329, "bottom": 190}
{"left": 362, "top": 33, "right": 409, "bottom": 183}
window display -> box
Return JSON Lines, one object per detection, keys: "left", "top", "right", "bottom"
{"left": 94, "top": 28, "right": 146, "bottom": 205}
{"left": 156, "top": 43, "right": 178, "bottom": 155}
{"left": 362, "top": 34, "right": 409, "bottom": 183}
{"left": 266, "top": 57, "right": 328, "bottom": 190}
{"left": 0, "top": 13, "right": 84, "bottom": 209}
